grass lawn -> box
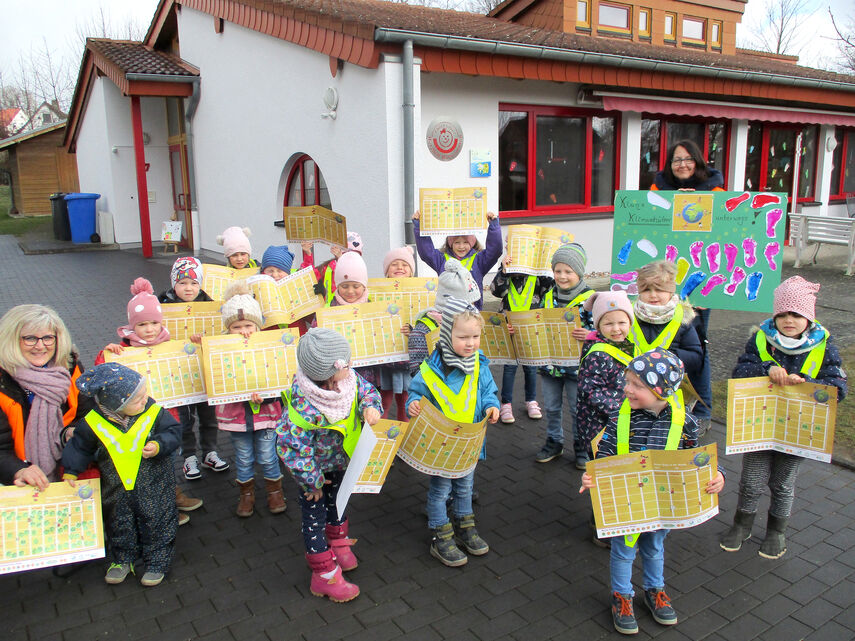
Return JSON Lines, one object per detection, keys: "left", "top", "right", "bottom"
{"left": 711, "top": 344, "right": 855, "bottom": 449}
{"left": 0, "top": 185, "right": 52, "bottom": 236}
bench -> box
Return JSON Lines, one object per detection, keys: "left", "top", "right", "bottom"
{"left": 788, "top": 213, "right": 855, "bottom": 276}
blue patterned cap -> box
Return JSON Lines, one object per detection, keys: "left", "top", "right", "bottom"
{"left": 76, "top": 363, "right": 145, "bottom": 412}
{"left": 627, "top": 347, "right": 684, "bottom": 399}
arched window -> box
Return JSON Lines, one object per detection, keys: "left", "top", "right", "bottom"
{"left": 284, "top": 154, "right": 331, "bottom": 207}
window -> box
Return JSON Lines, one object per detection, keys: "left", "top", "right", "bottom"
{"left": 499, "top": 105, "right": 619, "bottom": 216}
{"left": 664, "top": 13, "right": 676, "bottom": 42}
{"left": 284, "top": 154, "right": 331, "bottom": 207}
{"left": 598, "top": 2, "right": 631, "bottom": 34}
{"left": 638, "top": 8, "right": 651, "bottom": 38}
{"left": 682, "top": 16, "right": 706, "bottom": 44}
{"left": 711, "top": 21, "right": 722, "bottom": 48}
{"left": 638, "top": 118, "right": 729, "bottom": 190}
{"left": 577, "top": 0, "right": 591, "bottom": 29}
{"left": 829, "top": 128, "right": 855, "bottom": 199}
{"left": 743, "top": 123, "right": 819, "bottom": 201}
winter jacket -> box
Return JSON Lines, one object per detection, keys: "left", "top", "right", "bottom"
{"left": 576, "top": 334, "right": 635, "bottom": 448}
{"left": 633, "top": 305, "right": 703, "bottom": 377}
{"left": 216, "top": 397, "right": 283, "bottom": 432}
{"left": 596, "top": 402, "right": 699, "bottom": 459}
{"left": 489, "top": 268, "right": 554, "bottom": 312}
{"left": 651, "top": 167, "right": 725, "bottom": 191}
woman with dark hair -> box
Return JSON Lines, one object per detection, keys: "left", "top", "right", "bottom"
{"left": 651, "top": 139, "right": 724, "bottom": 192}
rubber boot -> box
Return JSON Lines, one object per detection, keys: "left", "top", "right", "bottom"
{"left": 430, "top": 522, "right": 467, "bottom": 567}
{"left": 236, "top": 480, "right": 255, "bottom": 518}
{"left": 306, "top": 549, "right": 359, "bottom": 602}
{"left": 759, "top": 514, "right": 788, "bottom": 559}
{"left": 720, "top": 510, "right": 756, "bottom": 552}
{"left": 453, "top": 514, "right": 489, "bottom": 555}
{"left": 326, "top": 519, "right": 358, "bottom": 571}
{"left": 264, "top": 477, "right": 286, "bottom": 514}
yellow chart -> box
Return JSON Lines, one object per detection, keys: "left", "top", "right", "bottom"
{"left": 247, "top": 268, "right": 324, "bottom": 327}
{"left": 282, "top": 205, "right": 347, "bottom": 248}
{"left": 589, "top": 444, "right": 719, "bottom": 538}
{"left": 201, "top": 329, "right": 299, "bottom": 405}
{"left": 506, "top": 224, "right": 575, "bottom": 275}
{"left": 0, "top": 480, "right": 104, "bottom": 574}
{"left": 418, "top": 187, "right": 488, "bottom": 237}
{"left": 356, "top": 420, "right": 409, "bottom": 492}
{"left": 726, "top": 377, "right": 837, "bottom": 463}
{"left": 104, "top": 340, "right": 206, "bottom": 408}
{"left": 316, "top": 302, "right": 407, "bottom": 366}
{"left": 507, "top": 307, "right": 585, "bottom": 367}
{"left": 425, "top": 312, "right": 516, "bottom": 365}
{"left": 368, "top": 277, "right": 437, "bottom": 327}
{"left": 162, "top": 301, "right": 224, "bottom": 340}
{"left": 202, "top": 264, "right": 246, "bottom": 301}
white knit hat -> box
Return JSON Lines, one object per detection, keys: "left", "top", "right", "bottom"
{"left": 220, "top": 281, "right": 263, "bottom": 330}
{"left": 437, "top": 258, "right": 480, "bottom": 309}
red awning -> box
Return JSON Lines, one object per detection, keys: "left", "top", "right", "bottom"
{"left": 600, "top": 95, "right": 855, "bottom": 127}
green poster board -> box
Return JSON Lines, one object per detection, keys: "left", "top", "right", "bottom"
{"left": 610, "top": 191, "right": 787, "bottom": 312}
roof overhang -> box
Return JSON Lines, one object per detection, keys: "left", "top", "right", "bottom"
{"left": 0, "top": 122, "right": 66, "bottom": 150}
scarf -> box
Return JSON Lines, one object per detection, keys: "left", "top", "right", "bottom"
{"left": 96, "top": 401, "right": 134, "bottom": 429}
{"left": 551, "top": 280, "right": 588, "bottom": 307}
{"left": 333, "top": 289, "right": 370, "bottom": 306}
{"left": 634, "top": 294, "right": 679, "bottom": 324}
{"left": 437, "top": 297, "right": 479, "bottom": 374}
{"left": 759, "top": 318, "right": 827, "bottom": 355}
{"left": 117, "top": 324, "right": 171, "bottom": 347}
{"left": 12, "top": 365, "right": 71, "bottom": 481}
{"left": 295, "top": 367, "right": 358, "bottom": 424}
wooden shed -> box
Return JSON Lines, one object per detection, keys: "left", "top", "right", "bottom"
{"left": 0, "top": 123, "right": 79, "bottom": 216}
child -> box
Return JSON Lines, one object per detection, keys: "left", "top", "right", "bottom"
{"left": 412, "top": 210, "right": 502, "bottom": 309}
{"left": 157, "top": 259, "right": 229, "bottom": 482}
{"left": 217, "top": 226, "right": 258, "bottom": 269}
{"left": 580, "top": 348, "right": 725, "bottom": 635}
{"left": 61, "top": 363, "right": 182, "bottom": 587}
{"left": 215, "top": 283, "right": 286, "bottom": 517}
{"left": 276, "top": 327, "right": 383, "bottom": 602}
{"left": 301, "top": 231, "right": 363, "bottom": 305}
{"left": 489, "top": 252, "right": 553, "bottom": 423}
{"left": 535, "top": 244, "right": 595, "bottom": 468}
{"left": 260, "top": 244, "right": 295, "bottom": 281}
{"left": 720, "top": 276, "right": 846, "bottom": 559}
{"left": 407, "top": 297, "right": 500, "bottom": 567}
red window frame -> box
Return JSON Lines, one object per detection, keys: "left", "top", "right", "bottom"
{"left": 747, "top": 123, "right": 820, "bottom": 204}
{"left": 283, "top": 154, "right": 327, "bottom": 207}
{"left": 498, "top": 103, "right": 621, "bottom": 219}
{"left": 829, "top": 127, "right": 855, "bottom": 201}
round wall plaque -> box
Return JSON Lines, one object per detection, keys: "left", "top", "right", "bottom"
{"left": 426, "top": 118, "right": 463, "bottom": 161}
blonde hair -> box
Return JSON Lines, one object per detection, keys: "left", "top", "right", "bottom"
{"left": 452, "top": 309, "right": 484, "bottom": 330}
{"left": 636, "top": 260, "right": 677, "bottom": 293}
{"left": 0, "top": 304, "right": 74, "bottom": 374}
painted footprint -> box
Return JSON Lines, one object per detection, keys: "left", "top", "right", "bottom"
{"left": 724, "top": 243, "right": 739, "bottom": 272}
{"left": 766, "top": 208, "right": 783, "bottom": 239}
{"left": 700, "top": 274, "right": 727, "bottom": 296}
{"left": 689, "top": 241, "right": 704, "bottom": 268}
{"left": 617, "top": 240, "right": 633, "bottom": 265}
{"left": 725, "top": 192, "right": 750, "bottom": 212}
{"left": 610, "top": 282, "right": 639, "bottom": 295}
{"left": 742, "top": 238, "right": 758, "bottom": 268}
{"left": 680, "top": 271, "right": 707, "bottom": 299}
{"left": 647, "top": 191, "right": 671, "bottom": 209}
{"left": 724, "top": 267, "right": 746, "bottom": 296}
{"left": 665, "top": 245, "right": 678, "bottom": 262}
{"left": 764, "top": 242, "right": 780, "bottom": 271}
{"left": 752, "top": 194, "right": 781, "bottom": 209}
{"left": 675, "top": 257, "right": 691, "bottom": 284}
{"left": 705, "top": 243, "right": 721, "bottom": 272}
{"left": 612, "top": 271, "right": 638, "bottom": 282}
{"left": 746, "top": 271, "right": 763, "bottom": 301}
{"left": 637, "top": 238, "right": 658, "bottom": 258}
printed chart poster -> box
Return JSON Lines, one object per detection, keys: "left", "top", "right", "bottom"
{"left": 424, "top": 312, "right": 516, "bottom": 365}
{"left": 505, "top": 225, "right": 575, "bottom": 276}
{"left": 0, "top": 480, "right": 104, "bottom": 575}
{"left": 397, "top": 398, "right": 487, "bottom": 479}
{"left": 202, "top": 264, "right": 246, "bottom": 301}
{"left": 507, "top": 307, "right": 585, "bottom": 367}
{"left": 247, "top": 268, "right": 324, "bottom": 327}
{"left": 611, "top": 191, "right": 787, "bottom": 312}
{"left": 589, "top": 444, "right": 719, "bottom": 539}
{"left": 201, "top": 329, "right": 299, "bottom": 405}
{"left": 104, "top": 340, "right": 206, "bottom": 408}
{"left": 368, "top": 277, "right": 438, "bottom": 327}
{"left": 282, "top": 205, "right": 347, "bottom": 248}
{"left": 336, "top": 419, "right": 409, "bottom": 520}
{"left": 316, "top": 302, "right": 407, "bottom": 366}
{"left": 726, "top": 377, "right": 837, "bottom": 462}
{"left": 162, "top": 302, "right": 224, "bottom": 341}
{"left": 419, "top": 187, "right": 488, "bottom": 237}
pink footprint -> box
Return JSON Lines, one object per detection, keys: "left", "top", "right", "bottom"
{"left": 764, "top": 242, "right": 780, "bottom": 271}
{"left": 766, "top": 208, "right": 783, "bottom": 239}
{"left": 612, "top": 271, "right": 637, "bottom": 282}
{"left": 611, "top": 282, "right": 639, "bottom": 295}
{"left": 724, "top": 267, "right": 746, "bottom": 296}
{"left": 700, "top": 274, "right": 727, "bottom": 296}
{"left": 742, "top": 238, "right": 757, "bottom": 268}
{"left": 724, "top": 243, "right": 739, "bottom": 272}
{"left": 665, "top": 245, "right": 678, "bottom": 262}
{"left": 705, "top": 243, "right": 721, "bottom": 272}
{"left": 690, "top": 241, "right": 704, "bottom": 268}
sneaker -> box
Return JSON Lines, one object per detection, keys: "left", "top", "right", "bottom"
{"left": 178, "top": 512, "right": 190, "bottom": 526}
{"left": 611, "top": 592, "right": 638, "bottom": 635}
{"left": 575, "top": 452, "right": 590, "bottom": 471}
{"left": 183, "top": 455, "right": 201, "bottom": 480}
{"left": 104, "top": 562, "right": 133, "bottom": 585}
{"left": 140, "top": 571, "right": 165, "bottom": 587}
{"left": 202, "top": 451, "right": 230, "bottom": 472}
{"left": 499, "top": 403, "right": 515, "bottom": 424}
{"left": 535, "top": 438, "right": 563, "bottom": 463}
{"left": 643, "top": 588, "right": 677, "bottom": 626}
{"left": 697, "top": 418, "right": 712, "bottom": 437}
{"left": 525, "top": 400, "right": 542, "bottom": 419}
{"left": 176, "top": 487, "right": 203, "bottom": 512}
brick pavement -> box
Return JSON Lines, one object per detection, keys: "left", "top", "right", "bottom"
{"left": 2, "top": 237, "right": 855, "bottom": 641}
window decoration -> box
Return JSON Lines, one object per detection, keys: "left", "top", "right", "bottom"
{"left": 744, "top": 123, "right": 819, "bottom": 201}
{"left": 638, "top": 118, "right": 729, "bottom": 190}
{"left": 828, "top": 128, "right": 855, "bottom": 199}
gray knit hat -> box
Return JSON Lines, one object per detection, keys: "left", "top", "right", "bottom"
{"left": 76, "top": 363, "right": 146, "bottom": 412}
{"left": 221, "top": 281, "right": 264, "bottom": 330}
{"left": 297, "top": 327, "right": 352, "bottom": 382}
{"left": 551, "top": 243, "right": 587, "bottom": 278}
{"left": 437, "top": 258, "right": 480, "bottom": 309}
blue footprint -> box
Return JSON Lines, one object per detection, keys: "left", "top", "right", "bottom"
{"left": 680, "top": 271, "right": 706, "bottom": 299}
{"left": 617, "top": 240, "right": 633, "bottom": 265}
{"left": 746, "top": 271, "right": 763, "bottom": 301}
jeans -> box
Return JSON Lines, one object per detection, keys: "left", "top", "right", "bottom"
{"left": 176, "top": 402, "right": 219, "bottom": 456}
{"left": 610, "top": 529, "right": 668, "bottom": 595}
{"left": 426, "top": 470, "right": 474, "bottom": 529}
{"left": 230, "top": 429, "right": 282, "bottom": 483}
{"left": 298, "top": 470, "right": 344, "bottom": 553}
{"left": 541, "top": 375, "right": 580, "bottom": 453}
{"left": 501, "top": 364, "right": 538, "bottom": 404}
{"left": 689, "top": 308, "right": 712, "bottom": 419}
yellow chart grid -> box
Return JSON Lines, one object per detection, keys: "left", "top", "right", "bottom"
{"left": 354, "top": 420, "right": 408, "bottom": 493}
{"left": 162, "top": 302, "right": 224, "bottom": 340}
{"left": 247, "top": 268, "right": 324, "bottom": 327}
{"left": 507, "top": 308, "right": 584, "bottom": 367}
{"left": 316, "top": 302, "right": 407, "bottom": 366}
{"left": 368, "top": 278, "right": 437, "bottom": 328}
{"left": 425, "top": 313, "right": 515, "bottom": 365}
{"left": 505, "top": 225, "right": 574, "bottom": 275}
{"left": 202, "top": 264, "right": 246, "bottom": 301}
{"left": 418, "top": 187, "right": 488, "bottom": 237}
{"left": 283, "top": 205, "right": 347, "bottom": 247}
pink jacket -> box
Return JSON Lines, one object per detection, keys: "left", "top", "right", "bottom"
{"left": 215, "top": 398, "right": 283, "bottom": 432}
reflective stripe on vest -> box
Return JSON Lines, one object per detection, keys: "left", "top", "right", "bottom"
{"left": 581, "top": 343, "right": 633, "bottom": 367}
{"left": 418, "top": 358, "right": 480, "bottom": 422}
{"left": 630, "top": 305, "right": 683, "bottom": 355}
{"left": 507, "top": 276, "right": 537, "bottom": 312}
{"left": 323, "top": 267, "right": 334, "bottom": 305}
{"left": 754, "top": 329, "right": 828, "bottom": 378}
{"left": 444, "top": 252, "right": 476, "bottom": 271}
{"left": 543, "top": 289, "right": 594, "bottom": 309}
{"left": 84, "top": 404, "right": 160, "bottom": 490}
{"left": 615, "top": 390, "right": 685, "bottom": 456}
{"left": 418, "top": 316, "right": 438, "bottom": 332}
{"left": 282, "top": 391, "right": 362, "bottom": 457}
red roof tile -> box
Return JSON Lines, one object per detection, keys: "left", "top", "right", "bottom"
{"left": 86, "top": 39, "right": 198, "bottom": 77}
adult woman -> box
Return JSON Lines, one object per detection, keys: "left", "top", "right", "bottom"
{"left": 0, "top": 304, "right": 92, "bottom": 489}
{"left": 651, "top": 139, "right": 724, "bottom": 192}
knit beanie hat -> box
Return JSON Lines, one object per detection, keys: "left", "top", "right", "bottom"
{"left": 170, "top": 256, "right": 203, "bottom": 287}
{"left": 347, "top": 231, "right": 363, "bottom": 254}
{"left": 773, "top": 275, "right": 819, "bottom": 320}
{"left": 76, "top": 363, "right": 146, "bottom": 412}
{"left": 584, "top": 291, "right": 634, "bottom": 330}
{"left": 297, "top": 327, "right": 351, "bottom": 381}
{"left": 551, "top": 243, "right": 587, "bottom": 278}
{"left": 334, "top": 251, "right": 368, "bottom": 287}
{"left": 383, "top": 246, "right": 416, "bottom": 276}
{"left": 127, "top": 278, "right": 163, "bottom": 326}
{"left": 437, "top": 258, "right": 480, "bottom": 308}
{"left": 627, "top": 348, "right": 684, "bottom": 399}
{"left": 261, "top": 245, "right": 295, "bottom": 273}
{"left": 446, "top": 235, "right": 478, "bottom": 253}
{"left": 217, "top": 226, "right": 252, "bottom": 258}
{"left": 220, "top": 281, "right": 264, "bottom": 330}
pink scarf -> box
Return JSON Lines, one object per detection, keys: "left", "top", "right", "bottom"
{"left": 117, "top": 324, "right": 171, "bottom": 347}
{"left": 333, "top": 289, "right": 370, "bottom": 306}
{"left": 295, "top": 367, "right": 357, "bottom": 423}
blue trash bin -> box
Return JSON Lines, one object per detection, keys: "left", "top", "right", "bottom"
{"left": 64, "top": 193, "right": 101, "bottom": 243}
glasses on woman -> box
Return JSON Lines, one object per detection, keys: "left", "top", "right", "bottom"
{"left": 21, "top": 335, "right": 57, "bottom": 347}
{"left": 671, "top": 157, "right": 696, "bottom": 167}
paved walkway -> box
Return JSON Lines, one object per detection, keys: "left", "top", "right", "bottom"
{"left": 3, "top": 236, "right": 854, "bottom": 641}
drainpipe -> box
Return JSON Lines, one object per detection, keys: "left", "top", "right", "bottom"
{"left": 184, "top": 78, "right": 201, "bottom": 252}
{"left": 402, "top": 39, "right": 416, "bottom": 274}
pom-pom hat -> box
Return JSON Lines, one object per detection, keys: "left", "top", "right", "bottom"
{"left": 627, "top": 348, "right": 684, "bottom": 399}
{"left": 297, "top": 327, "right": 351, "bottom": 381}
{"left": 127, "top": 278, "right": 163, "bottom": 327}
{"left": 437, "top": 258, "right": 480, "bottom": 308}
{"left": 584, "top": 291, "right": 634, "bottom": 330}
{"left": 773, "top": 275, "right": 820, "bottom": 321}
{"left": 76, "top": 363, "right": 146, "bottom": 413}
{"left": 217, "top": 226, "right": 252, "bottom": 258}
{"left": 170, "top": 257, "right": 203, "bottom": 287}
{"left": 347, "top": 231, "right": 363, "bottom": 254}
{"left": 220, "top": 282, "right": 264, "bottom": 329}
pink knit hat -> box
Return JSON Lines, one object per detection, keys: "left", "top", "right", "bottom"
{"left": 216, "top": 226, "right": 252, "bottom": 258}
{"left": 446, "top": 235, "right": 477, "bottom": 252}
{"left": 773, "top": 275, "right": 820, "bottom": 320}
{"left": 383, "top": 246, "right": 415, "bottom": 276}
{"left": 584, "top": 291, "right": 634, "bottom": 330}
{"left": 127, "top": 278, "right": 163, "bottom": 326}
{"left": 335, "top": 251, "right": 368, "bottom": 287}
{"left": 347, "top": 231, "right": 363, "bottom": 254}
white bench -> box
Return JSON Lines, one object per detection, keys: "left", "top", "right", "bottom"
{"left": 789, "top": 213, "right": 855, "bottom": 276}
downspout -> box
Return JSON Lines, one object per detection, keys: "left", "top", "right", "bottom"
{"left": 402, "top": 39, "right": 416, "bottom": 275}
{"left": 184, "top": 78, "right": 201, "bottom": 253}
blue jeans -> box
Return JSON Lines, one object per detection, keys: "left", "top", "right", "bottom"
{"left": 501, "top": 364, "right": 538, "bottom": 404}
{"left": 610, "top": 529, "right": 668, "bottom": 595}
{"left": 541, "top": 375, "right": 580, "bottom": 454}
{"left": 426, "top": 471, "right": 474, "bottom": 529}
{"left": 230, "top": 429, "right": 281, "bottom": 483}
{"left": 689, "top": 308, "right": 712, "bottom": 419}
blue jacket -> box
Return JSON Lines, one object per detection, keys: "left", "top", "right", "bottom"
{"left": 407, "top": 350, "right": 500, "bottom": 422}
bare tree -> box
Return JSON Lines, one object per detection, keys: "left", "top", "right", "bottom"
{"left": 829, "top": 8, "right": 855, "bottom": 73}
{"left": 741, "top": 0, "right": 815, "bottom": 56}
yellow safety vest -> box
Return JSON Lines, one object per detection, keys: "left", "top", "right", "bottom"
{"left": 84, "top": 404, "right": 160, "bottom": 491}
{"left": 444, "top": 252, "right": 476, "bottom": 271}
{"left": 282, "top": 391, "right": 362, "bottom": 457}
{"left": 323, "top": 267, "right": 334, "bottom": 306}
{"left": 630, "top": 305, "right": 683, "bottom": 355}
{"left": 418, "top": 358, "right": 480, "bottom": 422}
{"left": 542, "top": 289, "right": 594, "bottom": 310}
{"left": 754, "top": 329, "right": 829, "bottom": 379}
{"left": 507, "top": 275, "right": 537, "bottom": 312}
{"left": 581, "top": 343, "right": 633, "bottom": 367}
{"left": 417, "top": 316, "right": 438, "bottom": 332}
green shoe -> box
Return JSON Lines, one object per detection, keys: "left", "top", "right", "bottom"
{"left": 104, "top": 562, "right": 133, "bottom": 585}
{"left": 430, "top": 523, "right": 467, "bottom": 567}
{"left": 453, "top": 514, "right": 489, "bottom": 555}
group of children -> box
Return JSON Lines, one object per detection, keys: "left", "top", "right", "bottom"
{"left": 52, "top": 220, "right": 846, "bottom": 635}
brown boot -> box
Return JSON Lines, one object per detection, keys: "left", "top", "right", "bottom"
{"left": 264, "top": 477, "right": 287, "bottom": 514}
{"left": 236, "top": 480, "right": 255, "bottom": 517}
{"left": 176, "top": 486, "right": 203, "bottom": 512}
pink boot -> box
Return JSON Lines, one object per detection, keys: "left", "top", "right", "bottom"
{"left": 326, "top": 520, "right": 358, "bottom": 571}
{"left": 306, "top": 550, "right": 359, "bottom": 602}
